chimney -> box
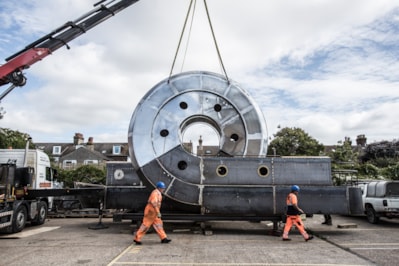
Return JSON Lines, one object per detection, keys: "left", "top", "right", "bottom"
{"left": 87, "top": 137, "right": 94, "bottom": 151}
{"left": 356, "top": 134, "right": 367, "bottom": 147}
{"left": 73, "top": 133, "right": 84, "bottom": 145}
{"left": 197, "top": 135, "right": 203, "bottom": 156}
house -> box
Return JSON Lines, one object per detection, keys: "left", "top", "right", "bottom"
{"left": 35, "top": 133, "right": 129, "bottom": 169}
{"left": 196, "top": 135, "right": 220, "bottom": 156}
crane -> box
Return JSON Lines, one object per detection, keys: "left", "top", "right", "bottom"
{"left": 0, "top": 0, "right": 139, "bottom": 101}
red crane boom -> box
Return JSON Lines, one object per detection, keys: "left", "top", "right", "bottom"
{"left": 0, "top": 0, "right": 139, "bottom": 100}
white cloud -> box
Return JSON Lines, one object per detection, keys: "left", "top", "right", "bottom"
{"left": 1, "top": 0, "right": 399, "bottom": 145}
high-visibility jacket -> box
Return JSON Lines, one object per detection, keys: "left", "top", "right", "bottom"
{"left": 148, "top": 188, "right": 162, "bottom": 214}
{"left": 286, "top": 192, "right": 300, "bottom": 215}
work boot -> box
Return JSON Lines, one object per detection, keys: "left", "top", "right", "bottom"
{"left": 305, "top": 236, "right": 314, "bottom": 242}
{"left": 134, "top": 240, "right": 142, "bottom": 245}
{"left": 322, "top": 221, "right": 332, "bottom": 225}
{"left": 282, "top": 238, "right": 291, "bottom": 241}
{"left": 161, "top": 238, "right": 172, "bottom": 244}
{"left": 322, "top": 215, "right": 332, "bottom": 225}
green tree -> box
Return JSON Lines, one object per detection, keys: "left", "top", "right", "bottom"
{"left": 369, "top": 157, "right": 396, "bottom": 168}
{"left": 55, "top": 165, "right": 106, "bottom": 188}
{"left": 357, "top": 163, "right": 380, "bottom": 179}
{"left": 328, "top": 137, "right": 359, "bottom": 183}
{"left": 381, "top": 164, "right": 399, "bottom": 180}
{"left": 268, "top": 127, "right": 324, "bottom": 156}
{"left": 360, "top": 140, "right": 399, "bottom": 172}
{"left": 328, "top": 137, "right": 358, "bottom": 166}
{"left": 0, "top": 128, "right": 34, "bottom": 149}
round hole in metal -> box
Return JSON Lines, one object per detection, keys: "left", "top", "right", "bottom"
{"left": 214, "top": 104, "right": 222, "bottom": 112}
{"left": 180, "top": 101, "right": 188, "bottom": 109}
{"left": 181, "top": 117, "right": 221, "bottom": 156}
{"left": 178, "top": 160, "right": 188, "bottom": 170}
{"left": 216, "top": 165, "right": 228, "bottom": 177}
{"left": 160, "top": 129, "right": 169, "bottom": 137}
{"left": 230, "top": 133, "right": 239, "bottom": 142}
{"left": 258, "top": 166, "right": 269, "bottom": 177}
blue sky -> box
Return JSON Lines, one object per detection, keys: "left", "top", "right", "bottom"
{"left": 0, "top": 0, "right": 398, "bottom": 147}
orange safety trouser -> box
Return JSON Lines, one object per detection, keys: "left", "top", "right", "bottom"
{"left": 282, "top": 215, "right": 309, "bottom": 240}
{"left": 134, "top": 204, "right": 167, "bottom": 241}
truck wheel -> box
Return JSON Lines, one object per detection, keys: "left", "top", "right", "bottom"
{"left": 31, "top": 201, "right": 48, "bottom": 225}
{"left": 366, "top": 206, "right": 380, "bottom": 224}
{"left": 12, "top": 205, "right": 27, "bottom": 233}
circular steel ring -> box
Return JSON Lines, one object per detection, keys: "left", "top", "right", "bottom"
{"left": 128, "top": 71, "right": 268, "bottom": 204}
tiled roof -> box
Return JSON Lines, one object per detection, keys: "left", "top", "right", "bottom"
{"left": 61, "top": 146, "right": 110, "bottom": 161}
{"left": 35, "top": 142, "right": 129, "bottom": 161}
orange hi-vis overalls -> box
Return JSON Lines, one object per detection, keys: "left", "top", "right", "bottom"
{"left": 282, "top": 192, "right": 310, "bottom": 240}
{"left": 134, "top": 189, "right": 167, "bottom": 242}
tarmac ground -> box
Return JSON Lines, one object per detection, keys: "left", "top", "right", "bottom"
{"left": 1, "top": 214, "right": 399, "bottom": 266}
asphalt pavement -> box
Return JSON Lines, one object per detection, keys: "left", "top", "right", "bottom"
{"left": 1, "top": 214, "right": 398, "bottom": 266}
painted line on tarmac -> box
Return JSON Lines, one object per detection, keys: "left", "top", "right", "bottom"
{"left": 340, "top": 228, "right": 393, "bottom": 231}
{"left": 343, "top": 242, "right": 399, "bottom": 250}
{"left": 343, "top": 242, "right": 399, "bottom": 246}
{"left": 107, "top": 244, "right": 138, "bottom": 266}
{"left": 0, "top": 226, "right": 60, "bottom": 239}
{"left": 107, "top": 263, "right": 366, "bottom": 265}
{"left": 129, "top": 246, "right": 142, "bottom": 254}
{"left": 351, "top": 247, "right": 399, "bottom": 250}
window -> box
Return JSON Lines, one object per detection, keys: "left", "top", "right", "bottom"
{"left": 46, "top": 167, "right": 53, "bottom": 181}
{"left": 53, "top": 146, "right": 61, "bottom": 155}
{"left": 84, "top": 160, "right": 99, "bottom": 165}
{"left": 113, "top": 145, "right": 121, "bottom": 155}
{"left": 63, "top": 160, "right": 77, "bottom": 170}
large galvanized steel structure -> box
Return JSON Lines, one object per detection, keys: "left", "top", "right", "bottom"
{"left": 106, "top": 71, "right": 363, "bottom": 220}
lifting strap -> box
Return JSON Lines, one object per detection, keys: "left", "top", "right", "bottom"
{"left": 169, "top": 0, "right": 229, "bottom": 83}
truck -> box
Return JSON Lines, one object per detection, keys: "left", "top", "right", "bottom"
{"left": 0, "top": 146, "right": 106, "bottom": 233}
{"left": 358, "top": 180, "right": 399, "bottom": 224}
{"left": 0, "top": 148, "right": 57, "bottom": 233}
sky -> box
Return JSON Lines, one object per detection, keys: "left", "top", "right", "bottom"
{"left": 0, "top": 0, "right": 399, "bottom": 148}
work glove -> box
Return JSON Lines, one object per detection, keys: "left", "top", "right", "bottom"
{"left": 157, "top": 212, "right": 162, "bottom": 218}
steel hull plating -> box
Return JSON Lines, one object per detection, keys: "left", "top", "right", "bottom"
{"left": 106, "top": 185, "right": 362, "bottom": 217}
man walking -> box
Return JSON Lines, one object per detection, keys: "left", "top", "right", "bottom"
{"left": 134, "top": 181, "right": 172, "bottom": 245}
{"left": 282, "top": 185, "right": 313, "bottom": 242}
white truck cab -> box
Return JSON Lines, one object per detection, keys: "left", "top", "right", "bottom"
{"left": 0, "top": 149, "right": 56, "bottom": 209}
{"left": 0, "top": 148, "right": 58, "bottom": 233}
{"left": 359, "top": 181, "right": 399, "bottom": 224}
{"left": 0, "top": 149, "right": 54, "bottom": 188}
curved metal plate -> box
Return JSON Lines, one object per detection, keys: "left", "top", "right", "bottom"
{"left": 128, "top": 71, "right": 268, "bottom": 204}
{"left": 129, "top": 71, "right": 268, "bottom": 167}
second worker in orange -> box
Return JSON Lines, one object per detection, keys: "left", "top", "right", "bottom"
{"left": 282, "top": 185, "right": 313, "bottom": 242}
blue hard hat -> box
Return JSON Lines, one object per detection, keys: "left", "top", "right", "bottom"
{"left": 291, "top": 185, "right": 300, "bottom": 192}
{"left": 156, "top": 181, "right": 166, "bottom": 189}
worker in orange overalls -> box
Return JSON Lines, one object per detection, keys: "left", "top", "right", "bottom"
{"left": 282, "top": 185, "right": 314, "bottom": 242}
{"left": 134, "top": 181, "right": 171, "bottom": 245}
